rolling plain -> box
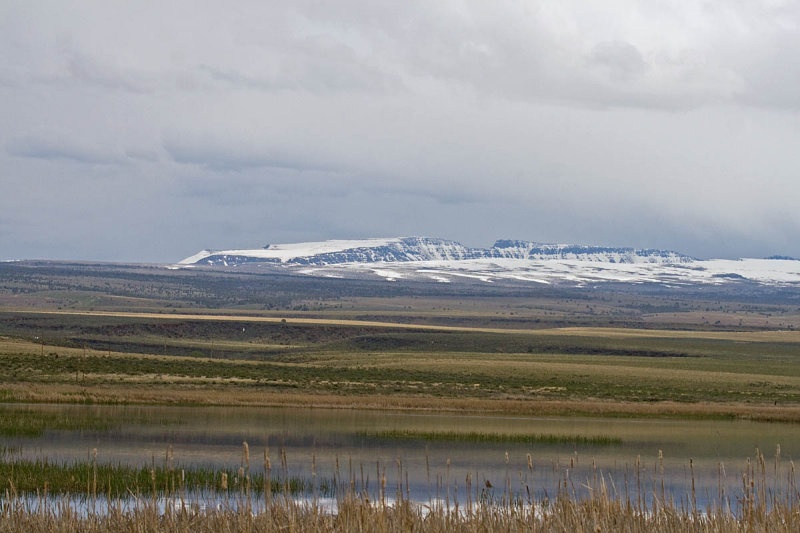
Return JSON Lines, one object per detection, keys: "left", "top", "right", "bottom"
{"left": 1, "top": 260, "right": 799, "bottom": 420}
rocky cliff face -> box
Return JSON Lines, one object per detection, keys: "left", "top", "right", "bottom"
{"left": 488, "top": 240, "right": 693, "bottom": 263}
{"left": 181, "top": 237, "right": 694, "bottom": 267}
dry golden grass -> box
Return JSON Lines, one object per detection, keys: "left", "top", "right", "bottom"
{"left": 2, "top": 464, "right": 800, "bottom": 533}
{"left": 3, "top": 499, "right": 798, "bottom": 533}
{"left": 330, "top": 350, "right": 800, "bottom": 389}
{"left": 3, "top": 334, "right": 800, "bottom": 420}
{"left": 4, "top": 381, "right": 800, "bottom": 422}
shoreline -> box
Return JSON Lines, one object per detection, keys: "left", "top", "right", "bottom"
{"left": 2, "top": 383, "right": 800, "bottom": 423}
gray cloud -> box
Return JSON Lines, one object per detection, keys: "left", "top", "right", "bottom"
{"left": 163, "top": 137, "right": 338, "bottom": 173}
{"left": 587, "top": 41, "right": 647, "bottom": 81}
{"left": 1, "top": 1, "right": 799, "bottom": 262}
{"left": 124, "top": 149, "right": 159, "bottom": 162}
{"left": 62, "top": 52, "right": 156, "bottom": 94}
{"left": 197, "top": 39, "right": 399, "bottom": 95}
{"left": 7, "top": 134, "right": 125, "bottom": 165}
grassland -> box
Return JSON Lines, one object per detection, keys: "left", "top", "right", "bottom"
{"left": 1, "top": 261, "right": 800, "bottom": 421}
{"left": 1, "top": 308, "right": 800, "bottom": 420}
{"left": 2, "top": 260, "right": 799, "bottom": 331}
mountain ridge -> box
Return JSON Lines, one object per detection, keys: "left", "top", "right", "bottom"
{"left": 180, "top": 236, "right": 695, "bottom": 267}
{"left": 175, "top": 237, "right": 800, "bottom": 287}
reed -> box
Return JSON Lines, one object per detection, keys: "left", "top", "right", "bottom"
{"left": 0, "top": 458, "right": 329, "bottom": 498}
{"left": 0, "top": 410, "right": 113, "bottom": 438}
{"left": 1, "top": 476, "right": 799, "bottom": 532}
{"left": 2, "top": 447, "right": 800, "bottom": 531}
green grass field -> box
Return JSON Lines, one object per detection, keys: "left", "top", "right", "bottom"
{"left": 1, "top": 308, "right": 799, "bottom": 418}
{"left": 2, "top": 260, "right": 800, "bottom": 419}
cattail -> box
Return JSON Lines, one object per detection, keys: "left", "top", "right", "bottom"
{"left": 527, "top": 454, "right": 533, "bottom": 470}
{"left": 264, "top": 447, "right": 272, "bottom": 507}
{"left": 659, "top": 450, "right": 665, "bottom": 504}
{"left": 690, "top": 458, "right": 696, "bottom": 514}
{"left": 221, "top": 472, "right": 228, "bottom": 490}
{"left": 242, "top": 441, "right": 250, "bottom": 469}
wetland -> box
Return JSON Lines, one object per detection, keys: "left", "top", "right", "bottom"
{"left": 2, "top": 403, "right": 799, "bottom": 508}
{"left": 1, "top": 262, "right": 800, "bottom": 529}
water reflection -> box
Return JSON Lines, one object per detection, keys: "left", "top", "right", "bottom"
{"left": 2, "top": 403, "right": 798, "bottom": 508}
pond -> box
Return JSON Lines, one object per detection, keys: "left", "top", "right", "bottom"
{"left": 2, "top": 403, "right": 798, "bottom": 508}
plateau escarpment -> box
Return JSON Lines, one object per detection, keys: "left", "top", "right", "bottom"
{"left": 177, "top": 237, "right": 800, "bottom": 288}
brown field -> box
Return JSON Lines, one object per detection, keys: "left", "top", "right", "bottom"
{"left": 2, "top": 306, "right": 800, "bottom": 421}
{"left": 12, "top": 308, "right": 800, "bottom": 342}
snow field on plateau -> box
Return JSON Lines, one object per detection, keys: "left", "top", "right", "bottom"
{"left": 178, "top": 238, "right": 404, "bottom": 265}
{"left": 177, "top": 238, "right": 800, "bottom": 287}
{"left": 291, "top": 258, "right": 800, "bottom": 287}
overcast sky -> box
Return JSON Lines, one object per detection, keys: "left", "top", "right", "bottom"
{"left": 2, "top": 1, "right": 799, "bottom": 262}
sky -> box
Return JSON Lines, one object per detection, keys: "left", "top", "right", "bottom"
{"left": 2, "top": 1, "right": 799, "bottom": 262}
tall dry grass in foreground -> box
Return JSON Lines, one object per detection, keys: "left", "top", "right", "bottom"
{"left": 2, "top": 445, "right": 800, "bottom": 532}
{"left": 3, "top": 472, "right": 800, "bottom": 531}
{"left": 2, "top": 490, "right": 800, "bottom": 532}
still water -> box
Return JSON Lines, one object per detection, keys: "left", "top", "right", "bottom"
{"left": 2, "top": 403, "right": 798, "bottom": 507}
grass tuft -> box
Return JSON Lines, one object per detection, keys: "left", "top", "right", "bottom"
{"left": 360, "top": 430, "right": 622, "bottom": 446}
{"left": 0, "top": 458, "right": 325, "bottom": 498}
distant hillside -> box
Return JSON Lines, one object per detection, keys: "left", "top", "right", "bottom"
{"left": 176, "top": 237, "right": 800, "bottom": 288}
{"left": 180, "top": 237, "right": 694, "bottom": 267}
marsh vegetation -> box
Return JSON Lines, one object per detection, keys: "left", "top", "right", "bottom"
{"left": 2, "top": 262, "right": 800, "bottom": 530}
{"left": 2, "top": 444, "right": 800, "bottom": 532}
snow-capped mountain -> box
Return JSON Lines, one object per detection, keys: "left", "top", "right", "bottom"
{"left": 176, "top": 237, "right": 800, "bottom": 287}
{"left": 180, "top": 237, "right": 693, "bottom": 267}
{"left": 487, "top": 240, "right": 692, "bottom": 263}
